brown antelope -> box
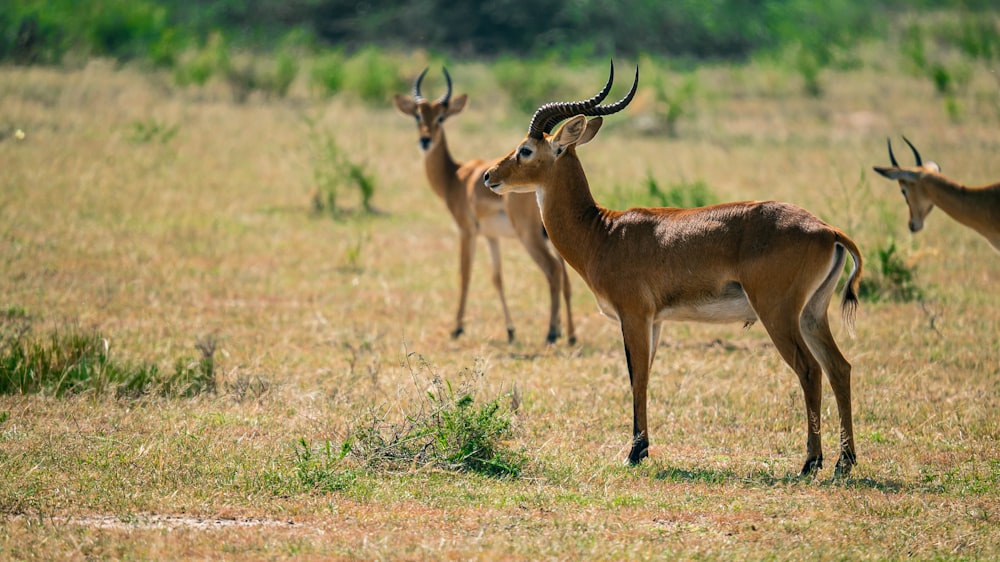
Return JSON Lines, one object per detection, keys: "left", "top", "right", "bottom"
{"left": 394, "top": 68, "right": 575, "bottom": 344}
{"left": 873, "top": 137, "right": 1000, "bottom": 253}
{"left": 483, "top": 62, "right": 863, "bottom": 476}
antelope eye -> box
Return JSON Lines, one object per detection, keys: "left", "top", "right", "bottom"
{"left": 437, "top": 116, "right": 445, "bottom": 124}
{"left": 518, "top": 146, "right": 532, "bottom": 158}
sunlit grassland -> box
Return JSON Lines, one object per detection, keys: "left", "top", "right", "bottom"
{"left": 1, "top": 51, "right": 999, "bottom": 559}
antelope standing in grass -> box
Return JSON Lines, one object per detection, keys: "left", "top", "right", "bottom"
{"left": 873, "top": 137, "right": 1000, "bottom": 253}
{"left": 394, "top": 68, "right": 575, "bottom": 344}
{"left": 484, "top": 62, "right": 863, "bottom": 476}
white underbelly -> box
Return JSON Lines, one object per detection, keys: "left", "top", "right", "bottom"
{"left": 596, "top": 292, "right": 758, "bottom": 325}
{"left": 655, "top": 296, "right": 757, "bottom": 324}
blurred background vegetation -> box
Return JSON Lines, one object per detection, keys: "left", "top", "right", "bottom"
{"left": 2, "top": 0, "right": 997, "bottom": 108}
{"left": 2, "top": 0, "right": 996, "bottom": 66}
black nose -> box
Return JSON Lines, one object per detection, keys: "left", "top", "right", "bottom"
{"left": 419, "top": 137, "right": 431, "bottom": 150}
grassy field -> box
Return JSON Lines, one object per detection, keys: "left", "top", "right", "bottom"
{"left": 1, "top": 51, "right": 999, "bottom": 560}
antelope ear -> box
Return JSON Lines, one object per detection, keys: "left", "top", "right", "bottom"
{"left": 445, "top": 93, "right": 468, "bottom": 116}
{"left": 552, "top": 115, "right": 589, "bottom": 155}
{"left": 577, "top": 117, "right": 604, "bottom": 146}
{"left": 872, "top": 167, "right": 920, "bottom": 181}
{"left": 393, "top": 94, "right": 417, "bottom": 116}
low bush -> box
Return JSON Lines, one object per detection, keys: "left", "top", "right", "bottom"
{"left": 345, "top": 356, "right": 525, "bottom": 477}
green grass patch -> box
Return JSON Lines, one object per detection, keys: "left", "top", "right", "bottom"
{"left": 607, "top": 173, "right": 717, "bottom": 210}
{"left": 0, "top": 320, "right": 217, "bottom": 398}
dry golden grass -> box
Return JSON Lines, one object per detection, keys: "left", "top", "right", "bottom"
{"left": 1, "top": 55, "right": 999, "bottom": 560}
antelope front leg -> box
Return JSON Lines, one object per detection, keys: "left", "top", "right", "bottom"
{"left": 620, "top": 314, "right": 654, "bottom": 465}
{"left": 452, "top": 231, "right": 476, "bottom": 339}
{"left": 560, "top": 257, "right": 577, "bottom": 345}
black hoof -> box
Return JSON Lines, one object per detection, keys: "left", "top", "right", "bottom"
{"left": 451, "top": 327, "right": 464, "bottom": 340}
{"left": 834, "top": 451, "right": 857, "bottom": 478}
{"left": 507, "top": 328, "right": 515, "bottom": 343}
{"left": 626, "top": 438, "right": 649, "bottom": 466}
{"left": 567, "top": 335, "right": 577, "bottom": 346}
{"left": 545, "top": 328, "right": 560, "bottom": 345}
{"left": 799, "top": 455, "right": 823, "bottom": 476}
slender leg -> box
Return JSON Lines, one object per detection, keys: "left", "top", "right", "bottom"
{"left": 452, "top": 230, "right": 476, "bottom": 339}
{"left": 486, "top": 237, "right": 515, "bottom": 343}
{"left": 801, "top": 310, "right": 856, "bottom": 476}
{"left": 509, "top": 193, "right": 567, "bottom": 344}
{"left": 560, "top": 255, "right": 577, "bottom": 345}
{"left": 620, "top": 313, "right": 654, "bottom": 465}
{"left": 751, "top": 293, "right": 826, "bottom": 475}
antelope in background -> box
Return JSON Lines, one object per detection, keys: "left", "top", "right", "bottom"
{"left": 394, "top": 68, "right": 575, "bottom": 344}
{"left": 873, "top": 137, "right": 1000, "bottom": 253}
{"left": 484, "top": 62, "right": 863, "bottom": 477}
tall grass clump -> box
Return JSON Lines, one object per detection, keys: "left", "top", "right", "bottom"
{"left": 858, "top": 239, "right": 923, "bottom": 303}
{"left": 344, "top": 356, "right": 525, "bottom": 478}
{"left": 0, "top": 317, "right": 217, "bottom": 398}
{"left": 304, "top": 116, "right": 377, "bottom": 216}
{"left": 649, "top": 70, "right": 698, "bottom": 138}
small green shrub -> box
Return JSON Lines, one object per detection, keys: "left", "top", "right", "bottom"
{"left": 858, "top": 239, "right": 923, "bottom": 303}
{"left": 305, "top": 117, "right": 377, "bottom": 216}
{"left": 147, "top": 26, "right": 185, "bottom": 68}
{"left": 267, "top": 51, "right": 299, "bottom": 98}
{"left": 173, "top": 31, "right": 229, "bottom": 88}
{"left": 900, "top": 23, "right": 927, "bottom": 75}
{"left": 292, "top": 438, "right": 354, "bottom": 492}
{"left": 345, "top": 357, "right": 525, "bottom": 478}
{"left": 342, "top": 47, "right": 405, "bottom": 105}
{"left": 309, "top": 50, "right": 346, "bottom": 97}
{"left": 650, "top": 71, "right": 698, "bottom": 137}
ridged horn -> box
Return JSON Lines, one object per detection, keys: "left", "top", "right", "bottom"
{"left": 413, "top": 67, "right": 429, "bottom": 101}
{"left": 579, "top": 65, "right": 639, "bottom": 119}
{"left": 528, "top": 60, "right": 617, "bottom": 139}
{"left": 439, "top": 67, "right": 453, "bottom": 107}
{"left": 902, "top": 135, "right": 922, "bottom": 166}
{"left": 887, "top": 137, "right": 899, "bottom": 168}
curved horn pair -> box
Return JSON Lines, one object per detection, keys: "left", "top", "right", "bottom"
{"left": 528, "top": 60, "right": 639, "bottom": 139}
{"left": 413, "top": 67, "right": 453, "bottom": 106}
{"left": 886, "top": 135, "right": 923, "bottom": 168}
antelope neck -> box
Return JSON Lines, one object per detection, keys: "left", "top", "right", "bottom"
{"left": 423, "top": 132, "right": 460, "bottom": 200}
{"left": 924, "top": 174, "right": 1000, "bottom": 233}
{"left": 537, "top": 153, "right": 607, "bottom": 268}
